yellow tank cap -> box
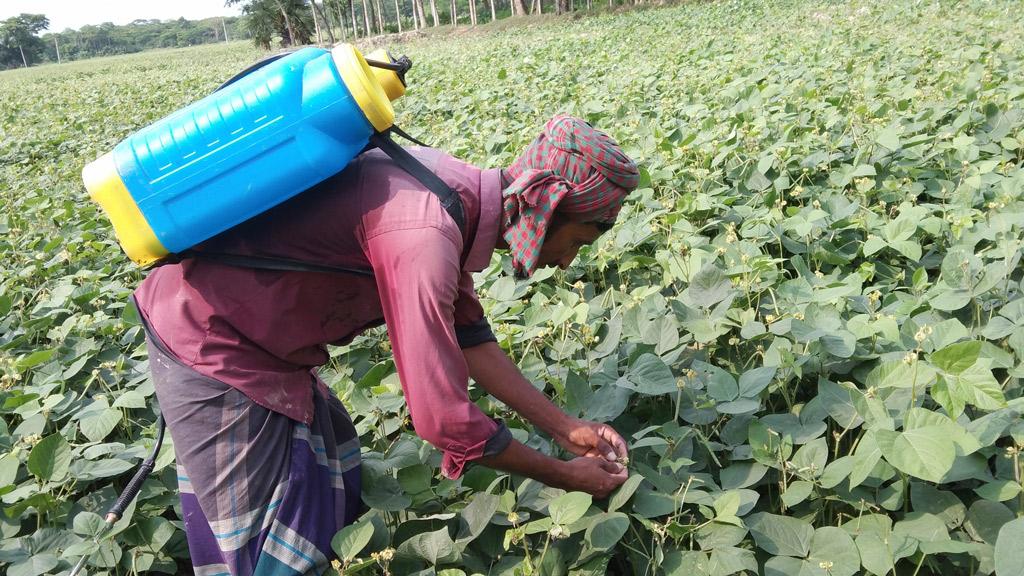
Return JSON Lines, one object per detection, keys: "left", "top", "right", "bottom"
{"left": 366, "top": 49, "right": 407, "bottom": 102}
{"left": 332, "top": 44, "right": 394, "bottom": 133}
{"left": 82, "top": 153, "right": 168, "bottom": 266}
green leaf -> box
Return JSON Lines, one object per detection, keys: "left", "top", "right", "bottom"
{"left": 964, "top": 500, "right": 1014, "bottom": 545}
{"left": 134, "top": 516, "right": 176, "bottom": 551}
{"left": 73, "top": 511, "right": 106, "bottom": 537}
{"left": 111, "top": 390, "right": 148, "bottom": 409}
{"left": 695, "top": 361, "right": 738, "bottom": 402}
{"left": 863, "top": 236, "right": 886, "bottom": 257}
{"left": 26, "top": 433, "right": 71, "bottom": 482}
{"left": 709, "top": 546, "right": 757, "bottom": 575}
{"left": 820, "top": 330, "right": 856, "bottom": 357}
{"left": 866, "top": 360, "right": 918, "bottom": 389}
{"left": 849, "top": 430, "right": 883, "bottom": 488}
{"left": 549, "top": 491, "right": 592, "bottom": 526}
{"left": 661, "top": 550, "right": 710, "bottom": 576}
{"left": 0, "top": 453, "right": 18, "bottom": 487}
{"left": 80, "top": 407, "right": 122, "bottom": 442}
{"left": 746, "top": 512, "right": 813, "bottom": 557}
{"left": 332, "top": 518, "right": 375, "bottom": 562}
{"left": 738, "top": 366, "right": 776, "bottom": 397}
{"left": 13, "top": 348, "right": 57, "bottom": 372}
{"left": 719, "top": 462, "right": 767, "bottom": 490}
{"left": 583, "top": 384, "right": 631, "bottom": 423}
{"left": 456, "top": 492, "right": 499, "bottom": 544}
{"left": 608, "top": 474, "right": 644, "bottom": 513}
{"left": 8, "top": 554, "right": 60, "bottom": 576}
{"left": 910, "top": 482, "right": 965, "bottom": 529}
{"left": 360, "top": 470, "right": 411, "bottom": 511}
{"left": 894, "top": 512, "right": 950, "bottom": 544}
{"left": 892, "top": 240, "right": 922, "bottom": 261}
{"left": 396, "top": 527, "right": 460, "bottom": 565}
{"left": 781, "top": 481, "right": 814, "bottom": 508}
{"left": 877, "top": 127, "right": 901, "bottom": 151}
{"left": 688, "top": 264, "right": 733, "bottom": 308}
{"left": 875, "top": 426, "right": 955, "bottom": 483}
{"left": 856, "top": 533, "right": 898, "bottom": 576}
{"left": 623, "top": 353, "right": 678, "bottom": 395}
{"left": 712, "top": 491, "right": 740, "bottom": 520}
{"left": 819, "top": 455, "right": 855, "bottom": 489}
{"left": 929, "top": 288, "right": 972, "bottom": 311}
{"left": 818, "top": 378, "right": 862, "bottom": 428}
{"left": 791, "top": 437, "right": 828, "bottom": 478}
{"left": 995, "top": 518, "right": 1024, "bottom": 576}
{"left": 975, "top": 480, "right": 1022, "bottom": 502}
{"left": 930, "top": 340, "right": 982, "bottom": 374}
{"left": 695, "top": 522, "right": 748, "bottom": 550}
{"left": 807, "top": 526, "right": 861, "bottom": 576}
{"left": 584, "top": 512, "right": 629, "bottom": 550}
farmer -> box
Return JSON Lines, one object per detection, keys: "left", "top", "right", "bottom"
{"left": 133, "top": 114, "right": 639, "bottom": 575}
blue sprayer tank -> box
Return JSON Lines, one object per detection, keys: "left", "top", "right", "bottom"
{"left": 82, "top": 44, "right": 407, "bottom": 266}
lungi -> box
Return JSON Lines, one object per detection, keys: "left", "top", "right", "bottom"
{"left": 145, "top": 328, "right": 362, "bottom": 576}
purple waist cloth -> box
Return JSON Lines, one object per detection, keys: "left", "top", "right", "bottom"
{"left": 145, "top": 319, "right": 362, "bottom": 575}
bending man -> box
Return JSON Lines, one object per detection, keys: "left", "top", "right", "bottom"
{"left": 134, "top": 114, "right": 640, "bottom": 575}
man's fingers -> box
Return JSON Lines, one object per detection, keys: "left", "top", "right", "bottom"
{"left": 597, "top": 458, "right": 626, "bottom": 475}
{"left": 594, "top": 436, "right": 617, "bottom": 462}
{"left": 599, "top": 425, "right": 629, "bottom": 460}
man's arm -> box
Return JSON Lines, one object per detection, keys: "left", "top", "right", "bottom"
{"left": 463, "top": 341, "right": 629, "bottom": 463}
{"left": 475, "top": 439, "right": 628, "bottom": 499}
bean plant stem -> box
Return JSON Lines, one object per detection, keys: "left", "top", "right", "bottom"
{"left": 910, "top": 552, "right": 926, "bottom": 576}
{"left": 909, "top": 352, "right": 920, "bottom": 407}
{"left": 537, "top": 534, "right": 552, "bottom": 570}
{"left": 1014, "top": 445, "right": 1022, "bottom": 517}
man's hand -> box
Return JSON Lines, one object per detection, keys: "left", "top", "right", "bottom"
{"left": 477, "top": 440, "right": 628, "bottom": 499}
{"left": 558, "top": 456, "right": 628, "bottom": 499}
{"left": 554, "top": 418, "right": 629, "bottom": 464}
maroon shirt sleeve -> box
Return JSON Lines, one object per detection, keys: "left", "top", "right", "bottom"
{"left": 364, "top": 224, "right": 499, "bottom": 479}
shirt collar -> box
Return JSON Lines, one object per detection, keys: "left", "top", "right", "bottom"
{"left": 464, "top": 167, "right": 502, "bottom": 272}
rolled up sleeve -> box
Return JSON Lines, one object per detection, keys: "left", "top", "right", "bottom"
{"left": 365, "top": 225, "right": 500, "bottom": 479}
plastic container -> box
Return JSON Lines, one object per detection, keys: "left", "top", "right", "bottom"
{"left": 83, "top": 44, "right": 402, "bottom": 266}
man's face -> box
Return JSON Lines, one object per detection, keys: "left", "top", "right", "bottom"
{"left": 535, "top": 220, "right": 605, "bottom": 271}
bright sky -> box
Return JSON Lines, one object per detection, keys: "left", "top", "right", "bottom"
{"left": 0, "top": 0, "right": 243, "bottom": 33}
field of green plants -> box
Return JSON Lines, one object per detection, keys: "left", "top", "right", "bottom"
{"left": 2, "top": 0, "right": 1024, "bottom": 574}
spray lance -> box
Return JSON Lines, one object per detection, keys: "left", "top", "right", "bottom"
{"left": 69, "top": 48, "right": 415, "bottom": 576}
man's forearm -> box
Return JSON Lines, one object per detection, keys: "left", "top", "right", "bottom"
{"left": 463, "top": 341, "right": 571, "bottom": 437}
{"left": 475, "top": 438, "right": 568, "bottom": 487}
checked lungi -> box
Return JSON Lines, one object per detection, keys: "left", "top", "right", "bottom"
{"left": 145, "top": 328, "right": 362, "bottom": 576}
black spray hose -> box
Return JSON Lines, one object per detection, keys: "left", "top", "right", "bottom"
{"left": 69, "top": 414, "right": 166, "bottom": 576}
{"left": 107, "top": 413, "right": 165, "bottom": 522}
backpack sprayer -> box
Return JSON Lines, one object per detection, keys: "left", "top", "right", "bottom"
{"left": 83, "top": 44, "right": 419, "bottom": 267}
{"left": 72, "top": 45, "right": 463, "bottom": 576}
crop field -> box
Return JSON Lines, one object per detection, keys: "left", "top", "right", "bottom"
{"left": 2, "top": 0, "right": 1024, "bottom": 574}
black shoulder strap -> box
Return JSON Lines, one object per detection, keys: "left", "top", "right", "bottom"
{"left": 168, "top": 126, "right": 467, "bottom": 277}
{"left": 370, "top": 129, "right": 466, "bottom": 232}
{"left": 170, "top": 250, "right": 375, "bottom": 277}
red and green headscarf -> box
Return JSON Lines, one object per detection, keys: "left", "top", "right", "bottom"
{"left": 501, "top": 115, "right": 640, "bottom": 277}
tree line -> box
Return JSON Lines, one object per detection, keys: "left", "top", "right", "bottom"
{"left": 2, "top": 0, "right": 645, "bottom": 69}
{"left": 232, "top": 0, "right": 625, "bottom": 48}
{"left": 0, "top": 14, "right": 249, "bottom": 70}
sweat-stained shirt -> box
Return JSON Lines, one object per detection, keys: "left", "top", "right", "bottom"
{"left": 133, "top": 147, "right": 508, "bottom": 479}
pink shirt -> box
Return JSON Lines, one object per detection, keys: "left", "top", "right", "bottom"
{"left": 134, "top": 148, "right": 503, "bottom": 478}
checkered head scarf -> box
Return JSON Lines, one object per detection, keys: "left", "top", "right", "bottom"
{"left": 501, "top": 115, "right": 640, "bottom": 277}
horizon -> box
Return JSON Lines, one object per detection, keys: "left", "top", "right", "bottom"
{"left": 0, "top": 0, "right": 243, "bottom": 34}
